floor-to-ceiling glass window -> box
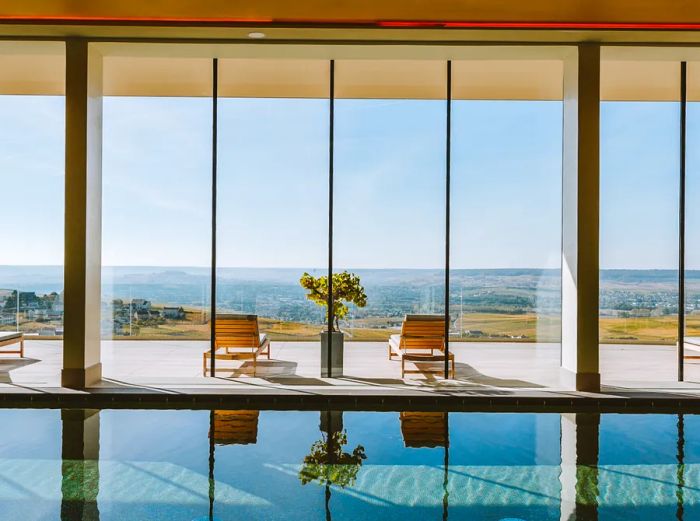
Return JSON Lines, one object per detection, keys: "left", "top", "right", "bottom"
{"left": 215, "top": 59, "right": 329, "bottom": 378}
{"left": 600, "top": 60, "right": 680, "bottom": 384}
{"left": 334, "top": 60, "right": 447, "bottom": 379}
{"left": 101, "top": 56, "right": 212, "bottom": 378}
{"left": 450, "top": 60, "right": 563, "bottom": 388}
{"left": 0, "top": 43, "right": 65, "bottom": 385}
{"left": 684, "top": 62, "right": 700, "bottom": 375}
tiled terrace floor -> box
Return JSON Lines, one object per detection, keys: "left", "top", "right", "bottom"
{"left": 3, "top": 340, "right": 700, "bottom": 397}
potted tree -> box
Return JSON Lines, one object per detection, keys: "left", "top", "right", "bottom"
{"left": 299, "top": 271, "right": 367, "bottom": 377}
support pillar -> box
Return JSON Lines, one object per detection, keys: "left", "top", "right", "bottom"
{"left": 61, "top": 409, "right": 101, "bottom": 521}
{"left": 559, "top": 413, "right": 600, "bottom": 521}
{"left": 62, "top": 40, "right": 103, "bottom": 388}
{"left": 561, "top": 44, "right": 601, "bottom": 392}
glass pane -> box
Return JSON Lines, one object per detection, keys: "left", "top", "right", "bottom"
{"left": 215, "top": 59, "right": 329, "bottom": 378}
{"left": 101, "top": 57, "right": 212, "bottom": 379}
{"left": 684, "top": 65, "right": 700, "bottom": 372}
{"left": 600, "top": 97, "right": 679, "bottom": 383}
{"left": 0, "top": 44, "right": 64, "bottom": 387}
{"left": 450, "top": 89, "right": 563, "bottom": 387}
{"left": 0, "top": 95, "right": 64, "bottom": 335}
{"left": 334, "top": 60, "right": 447, "bottom": 380}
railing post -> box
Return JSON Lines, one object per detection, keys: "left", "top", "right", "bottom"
{"left": 62, "top": 39, "right": 103, "bottom": 388}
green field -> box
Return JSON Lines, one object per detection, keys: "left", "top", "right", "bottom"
{"left": 103, "top": 312, "right": 700, "bottom": 345}
{"left": 10, "top": 310, "right": 699, "bottom": 345}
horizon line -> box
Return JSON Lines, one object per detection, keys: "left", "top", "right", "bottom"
{"left": 0, "top": 264, "right": 693, "bottom": 272}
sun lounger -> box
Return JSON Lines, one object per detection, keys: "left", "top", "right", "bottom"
{"left": 0, "top": 331, "right": 24, "bottom": 357}
{"left": 203, "top": 314, "right": 270, "bottom": 376}
{"left": 388, "top": 314, "right": 454, "bottom": 378}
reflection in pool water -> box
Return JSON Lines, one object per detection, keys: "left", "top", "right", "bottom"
{"left": 0, "top": 409, "right": 696, "bottom": 520}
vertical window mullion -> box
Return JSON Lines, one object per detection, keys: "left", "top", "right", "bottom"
{"left": 679, "top": 61, "right": 687, "bottom": 382}
{"left": 445, "top": 60, "right": 452, "bottom": 379}
{"left": 328, "top": 60, "right": 335, "bottom": 376}
{"left": 210, "top": 58, "right": 218, "bottom": 377}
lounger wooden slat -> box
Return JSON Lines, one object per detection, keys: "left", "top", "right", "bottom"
{"left": 203, "top": 314, "right": 270, "bottom": 376}
{"left": 388, "top": 315, "right": 454, "bottom": 379}
{"left": 0, "top": 332, "right": 24, "bottom": 357}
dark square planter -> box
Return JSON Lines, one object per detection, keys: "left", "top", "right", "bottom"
{"left": 320, "top": 331, "right": 344, "bottom": 377}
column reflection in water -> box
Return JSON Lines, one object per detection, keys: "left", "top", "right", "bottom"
{"left": 61, "top": 409, "right": 100, "bottom": 521}
{"left": 559, "top": 413, "right": 600, "bottom": 521}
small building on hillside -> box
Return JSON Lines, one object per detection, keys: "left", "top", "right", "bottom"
{"left": 162, "top": 306, "right": 185, "bottom": 319}
{"left": 131, "top": 299, "right": 151, "bottom": 312}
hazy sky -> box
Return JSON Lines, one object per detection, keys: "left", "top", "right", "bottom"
{"left": 0, "top": 95, "right": 696, "bottom": 270}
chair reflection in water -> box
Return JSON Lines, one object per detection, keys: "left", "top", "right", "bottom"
{"left": 209, "top": 410, "right": 260, "bottom": 445}
{"left": 400, "top": 411, "right": 449, "bottom": 448}
{"left": 203, "top": 314, "right": 271, "bottom": 376}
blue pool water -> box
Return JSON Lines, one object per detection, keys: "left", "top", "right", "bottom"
{"left": 0, "top": 409, "right": 697, "bottom": 520}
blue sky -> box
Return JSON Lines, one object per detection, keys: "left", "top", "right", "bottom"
{"left": 0, "top": 95, "right": 695, "bottom": 270}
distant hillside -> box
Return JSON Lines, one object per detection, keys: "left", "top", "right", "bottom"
{"left": 1, "top": 265, "right": 698, "bottom": 292}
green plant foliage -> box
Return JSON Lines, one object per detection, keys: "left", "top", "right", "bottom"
{"left": 298, "top": 430, "right": 367, "bottom": 488}
{"left": 299, "top": 271, "right": 367, "bottom": 331}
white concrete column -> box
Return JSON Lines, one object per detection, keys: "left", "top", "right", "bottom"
{"left": 559, "top": 413, "right": 600, "bottom": 521}
{"left": 561, "top": 44, "right": 601, "bottom": 392}
{"left": 62, "top": 39, "right": 103, "bottom": 388}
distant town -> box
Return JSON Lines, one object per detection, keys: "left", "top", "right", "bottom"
{"left": 1, "top": 266, "right": 699, "bottom": 343}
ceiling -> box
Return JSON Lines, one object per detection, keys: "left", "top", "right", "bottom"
{"left": 3, "top": 0, "right": 700, "bottom": 27}
{"left": 2, "top": 41, "right": 700, "bottom": 101}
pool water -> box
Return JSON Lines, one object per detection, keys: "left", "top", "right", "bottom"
{"left": 0, "top": 409, "right": 697, "bottom": 520}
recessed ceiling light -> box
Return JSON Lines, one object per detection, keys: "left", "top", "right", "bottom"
{"left": 248, "top": 32, "right": 266, "bottom": 39}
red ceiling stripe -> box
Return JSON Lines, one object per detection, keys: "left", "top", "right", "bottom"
{"left": 1, "top": 15, "right": 700, "bottom": 30}
{"left": 380, "top": 21, "right": 700, "bottom": 29}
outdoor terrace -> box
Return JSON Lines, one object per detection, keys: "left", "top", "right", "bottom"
{"left": 4, "top": 340, "right": 700, "bottom": 407}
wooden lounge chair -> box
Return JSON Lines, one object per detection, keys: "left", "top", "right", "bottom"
{"left": 400, "top": 412, "right": 448, "bottom": 448}
{"left": 209, "top": 410, "right": 259, "bottom": 445}
{"left": 388, "top": 314, "right": 455, "bottom": 378}
{"left": 203, "top": 314, "right": 270, "bottom": 376}
{"left": 0, "top": 332, "right": 24, "bottom": 357}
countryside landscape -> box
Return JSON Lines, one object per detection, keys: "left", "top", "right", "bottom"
{"left": 1, "top": 265, "right": 699, "bottom": 344}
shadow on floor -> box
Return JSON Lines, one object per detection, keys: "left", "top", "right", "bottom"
{"left": 90, "top": 378, "right": 183, "bottom": 394}
{"left": 344, "top": 358, "right": 546, "bottom": 389}
{"left": 0, "top": 357, "right": 41, "bottom": 383}
{"left": 452, "top": 362, "right": 546, "bottom": 388}
{"left": 218, "top": 359, "right": 309, "bottom": 380}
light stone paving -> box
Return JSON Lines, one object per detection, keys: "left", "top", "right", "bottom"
{"left": 2, "top": 339, "right": 700, "bottom": 394}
